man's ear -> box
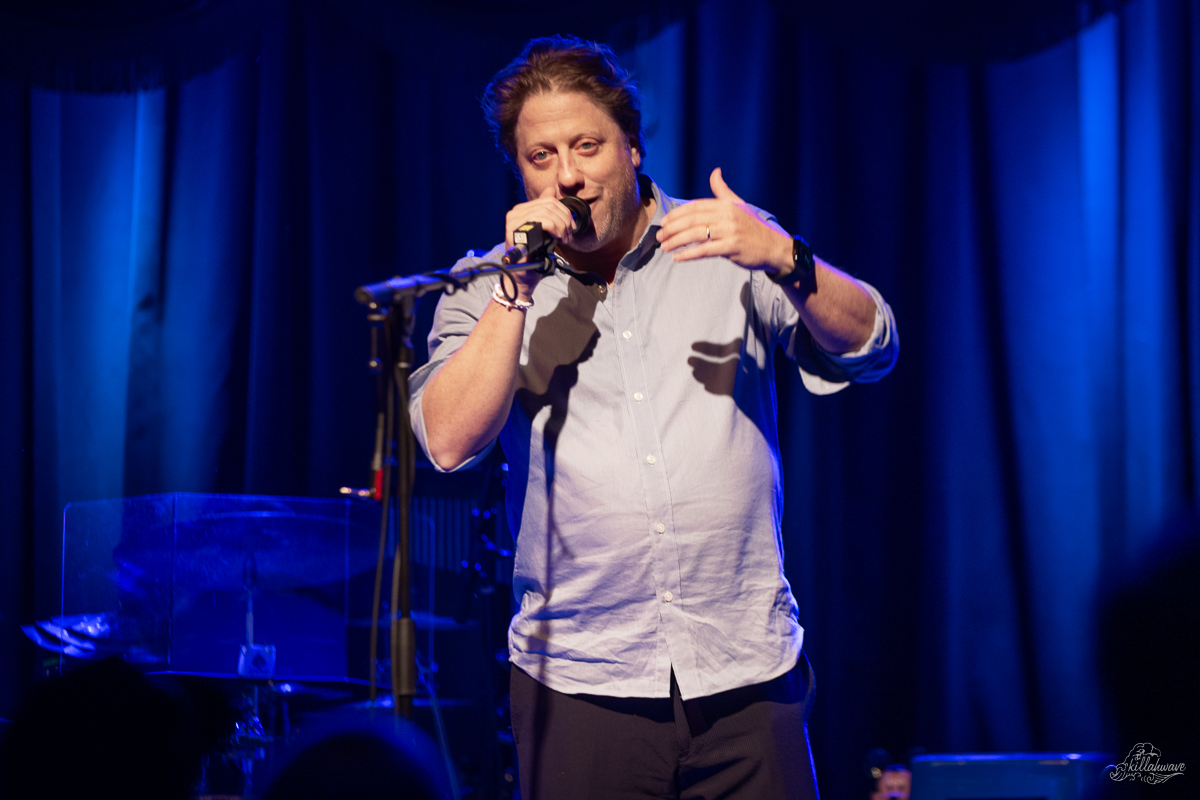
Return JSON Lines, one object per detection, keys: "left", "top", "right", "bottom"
{"left": 631, "top": 143, "right": 642, "bottom": 170}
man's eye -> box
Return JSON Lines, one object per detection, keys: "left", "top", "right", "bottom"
{"left": 532, "top": 150, "right": 550, "bottom": 162}
{"left": 579, "top": 142, "right": 597, "bottom": 153}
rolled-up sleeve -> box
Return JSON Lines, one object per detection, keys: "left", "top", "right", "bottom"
{"left": 766, "top": 273, "right": 899, "bottom": 395}
{"left": 408, "top": 252, "right": 503, "bottom": 472}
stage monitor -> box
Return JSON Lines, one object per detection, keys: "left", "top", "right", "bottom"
{"left": 911, "top": 752, "right": 1111, "bottom": 800}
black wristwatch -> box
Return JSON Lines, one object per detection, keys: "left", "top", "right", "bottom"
{"left": 769, "top": 235, "right": 814, "bottom": 285}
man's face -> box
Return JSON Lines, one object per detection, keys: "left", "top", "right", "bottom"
{"left": 513, "top": 90, "right": 643, "bottom": 253}
{"left": 871, "top": 769, "right": 912, "bottom": 800}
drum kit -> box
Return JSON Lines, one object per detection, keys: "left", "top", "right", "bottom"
{"left": 21, "top": 255, "right": 533, "bottom": 798}
{"left": 22, "top": 482, "right": 515, "bottom": 798}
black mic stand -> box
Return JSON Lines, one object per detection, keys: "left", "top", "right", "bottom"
{"left": 358, "top": 253, "right": 556, "bottom": 718}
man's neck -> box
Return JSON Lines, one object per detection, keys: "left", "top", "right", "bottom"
{"left": 559, "top": 193, "right": 657, "bottom": 285}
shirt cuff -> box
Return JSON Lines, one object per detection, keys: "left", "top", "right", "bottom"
{"left": 794, "top": 280, "right": 898, "bottom": 394}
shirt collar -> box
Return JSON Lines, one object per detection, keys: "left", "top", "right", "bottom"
{"left": 621, "top": 174, "right": 672, "bottom": 271}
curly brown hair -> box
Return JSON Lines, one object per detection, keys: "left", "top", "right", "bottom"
{"left": 482, "top": 35, "right": 645, "bottom": 167}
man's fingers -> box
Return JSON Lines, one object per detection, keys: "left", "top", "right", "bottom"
{"left": 709, "top": 167, "right": 743, "bottom": 203}
{"left": 656, "top": 171, "right": 789, "bottom": 270}
{"left": 507, "top": 191, "right": 575, "bottom": 247}
{"left": 658, "top": 223, "right": 713, "bottom": 253}
{"left": 658, "top": 199, "right": 724, "bottom": 242}
{"left": 668, "top": 240, "right": 722, "bottom": 262}
{"left": 530, "top": 187, "right": 573, "bottom": 239}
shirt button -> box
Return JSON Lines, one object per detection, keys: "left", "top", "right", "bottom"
{"left": 633, "top": 392, "right": 644, "bottom": 402}
{"left": 622, "top": 330, "right": 632, "bottom": 339}
{"left": 656, "top": 523, "right": 665, "bottom": 533}
{"left": 663, "top": 591, "right": 674, "bottom": 603}
{"left": 646, "top": 455, "right": 656, "bottom": 465}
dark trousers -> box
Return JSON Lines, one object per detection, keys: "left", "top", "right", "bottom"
{"left": 509, "top": 656, "right": 818, "bottom": 800}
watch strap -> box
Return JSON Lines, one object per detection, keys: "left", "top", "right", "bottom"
{"left": 770, "top": 235, "right": 814, "bottom": 285}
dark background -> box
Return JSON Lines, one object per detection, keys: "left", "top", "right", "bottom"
{"left": 1, "top": 1, "right": 1197, "bottom": 798}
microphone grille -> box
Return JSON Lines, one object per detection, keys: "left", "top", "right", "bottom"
{"left": 559, "top": 196, "right": 593, "bottom": 237}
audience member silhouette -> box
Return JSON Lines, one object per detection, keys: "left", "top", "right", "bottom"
{"left": 264, "top": 712, "right": 451, "bottom": 800}
{"left": 0, "top": 657, "right": 230, "bottom": 800}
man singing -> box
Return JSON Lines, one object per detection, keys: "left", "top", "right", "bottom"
{"left": 409, "top": 35, "right": 898, "bottom": 800}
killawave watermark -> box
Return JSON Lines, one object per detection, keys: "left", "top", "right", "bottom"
{"left": 1107, "top": 743, "right": 1186, "bottom": 785}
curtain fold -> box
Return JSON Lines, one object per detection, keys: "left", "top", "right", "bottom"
{"left": 0, "top": 81, "right": 34, "bottom": 731}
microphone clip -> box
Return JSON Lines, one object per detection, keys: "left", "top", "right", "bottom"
{"left": 503, "top": 221, "right": 556, "bottom": 267}
{"left": 500, "top": 196, "right": 592, "bottom": 268}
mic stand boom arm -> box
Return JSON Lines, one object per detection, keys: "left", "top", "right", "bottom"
{"left": 355, "top": 253, "right": 556, "bottom": 306}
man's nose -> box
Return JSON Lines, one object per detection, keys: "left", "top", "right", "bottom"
{"left": 556, "top": 155, "right": 584, "bottom": 193}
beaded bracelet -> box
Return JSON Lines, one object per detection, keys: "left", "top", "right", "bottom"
{"left": 492, "top": 281, "right": 533, "bottom": 311}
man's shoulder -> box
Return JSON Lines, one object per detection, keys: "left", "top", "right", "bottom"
{"left": 449, "top": 243, "right": 507, "bottom": 275}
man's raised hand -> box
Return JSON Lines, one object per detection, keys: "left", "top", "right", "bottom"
{"left": 656, "top": 167, "right": 793, "bottom": 275}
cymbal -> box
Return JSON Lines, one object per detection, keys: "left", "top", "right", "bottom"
{"left": 22, "top": 613, "right": 162, "bottom": 663}
{"left": 349, "top": 611, "right": 478, "bottom": 631}
{"left": 113, "top": 511, "right": 380, "bottom": 592}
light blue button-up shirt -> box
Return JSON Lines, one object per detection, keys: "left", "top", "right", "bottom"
{"left": 410, "top": 177, "right": 898, "bottom": 700}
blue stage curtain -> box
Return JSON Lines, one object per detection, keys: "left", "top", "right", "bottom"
{"left": 1, "top": 2, "right": 1196, "bottom": 798}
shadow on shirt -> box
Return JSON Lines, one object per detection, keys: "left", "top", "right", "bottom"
{"left": 512, "top": 276, "right": 601, "bottom": 691}
{"left": 688, "top": 337, "right": 743, "bottom": 397}
{"left": 688, "top": 283, "right": 765, "bottom": 429}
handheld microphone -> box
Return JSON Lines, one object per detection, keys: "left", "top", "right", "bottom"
{"left": 501, "top": 196, "right": 592, "bottom": 265}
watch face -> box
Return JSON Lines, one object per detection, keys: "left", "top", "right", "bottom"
{"left": 793, "top": 236, "right": 814, "bottom": 278}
